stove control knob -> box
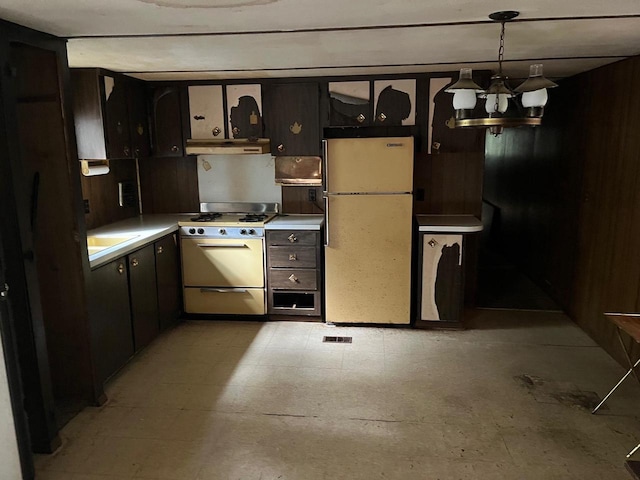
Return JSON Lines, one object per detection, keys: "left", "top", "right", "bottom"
{"left": 240, "top": 229, "right": 247, "bottom": 235}
{"left": 197, "top": 228, "right": 205, "bottom": 235}
{"left": 219, "top": 228, "right": 226, "bottom": 235}
{"left": 248, "top": 229, "right": 255, "bottom": 235}
{"left": 188, "top": 228, "right": 196, "bottom": 234}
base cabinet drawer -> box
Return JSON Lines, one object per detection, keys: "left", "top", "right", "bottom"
{"left": 269, "top": 269, "right": 317, "bottom": 290}
{"left": 267, "top": 230, "right": 317, "bottom": 246}
{"left": 268, "top": 246, "right": 316, "bottom": 268}
{"left": 268, "top": 290, "right": 321, "bottom": 316}
{"left": 184, "top": 287, "right": 265, "bottom": 315}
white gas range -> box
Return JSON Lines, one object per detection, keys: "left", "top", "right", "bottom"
{"left": 178, "top": 202, "right": 279, "bottom": 315}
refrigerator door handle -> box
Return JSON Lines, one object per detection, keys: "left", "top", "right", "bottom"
{"left": 322, "top": 139, "right": 328, "bottom": 192}
{"left": 323, "top": 193, "right": 330, "bottom": 247}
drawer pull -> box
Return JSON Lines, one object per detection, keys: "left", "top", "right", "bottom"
{"left": 200, "top": 288, "right": 248, "bottom": 294}
{"left": 288, "top": 234, "right": 297, "bottom": 243}
{"left": 288, "top": 274, "right": 299, "bottom": 283}
{"left": 289, "top": 253, "right": 297, "bottom": 261}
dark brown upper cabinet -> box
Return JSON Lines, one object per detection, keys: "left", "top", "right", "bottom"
{"left": 328, "top": 81, "right": 372, "bottom": 127}
{"left": 151, "top": 85, "right": 185, "bottom": 157}
{"left": 127, "top": 80, "right": 151, "bottom": 158}
{"left": 263, "top": 83, "right": 320, "bottom": 156}
{"left": 71, "top": 69, "right": 150, "bottom": 160}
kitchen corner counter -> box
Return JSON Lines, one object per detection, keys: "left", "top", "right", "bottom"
{"left": 265, "top": 214, "right": 324, "bottom": 230}
{"left": 416, "top": 215, "right": 483, "bottom": 233}
{"left": 87, "top": 214, "right": 194, "bottom": 269}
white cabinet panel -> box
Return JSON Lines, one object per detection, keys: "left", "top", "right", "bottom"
{"left": 188, "top": 85, "right": 225, "bottom": 139}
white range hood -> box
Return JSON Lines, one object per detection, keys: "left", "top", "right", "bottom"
{"left": 185, "top": 138, "right": 270, "bottom": 155}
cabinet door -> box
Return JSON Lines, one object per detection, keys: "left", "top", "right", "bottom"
{"left": 127, "top": 80, "right": 151, "bottom": 158}
{"left": 373, "top": 79, "right": 416, "bottom": 126}
{"left": 226, "top": 84, "right": 263, "bottom": 139}
{"left": 155, "top": 234, "right": 180, "bottom": 331}
{"left": 188, "top": 85, "right": 225, "bottom": 139}
{"left": 88, "top": 259, "right": 133, "bottom": 385}
{"left": 103, "top": 75, "right": 132, "bottom": 158}
{"left": 128, "top": 244, "right": 159, "bottom": 351}
{"left": 420, "top": 234, "right": 463, "bottom": 322}
{"left": 152, "top": 86, "right": 184, "bottom": 156}
{"left": 263, "top": 83, "right": 320, "bottom": 156}
{"left": 328, "top": 81, "right": 371, "bottom": 126}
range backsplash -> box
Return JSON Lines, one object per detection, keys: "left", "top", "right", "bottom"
{"left": 196, "top": 154, "right": 282, "bottom": 206}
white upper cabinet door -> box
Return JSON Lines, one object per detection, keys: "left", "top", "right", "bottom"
{"left": 226, "top": 84, "right": 263, "bottom": 139}
{"left": 373, "top": 79, "right": 416, "bottom": 126}
{"left": 188, "top": 85, "right": 224, "bottom": 139}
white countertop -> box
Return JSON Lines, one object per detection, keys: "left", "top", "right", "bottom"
{"left": 87, "top": 214, "right": 194, "bottom": 269}
{"left": 265, "top": 214, "right": 324, "bottom": 230}
{"left": 416, "top": 215, "right": 483, "bottom": 233}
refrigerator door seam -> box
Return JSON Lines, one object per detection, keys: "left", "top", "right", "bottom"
{"left": 324, "top": 192, "right": 412, "bottom": 196}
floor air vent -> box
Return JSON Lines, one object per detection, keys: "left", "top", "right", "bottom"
{"left": 323, "top": 336, "right": 352, "bottom": 343}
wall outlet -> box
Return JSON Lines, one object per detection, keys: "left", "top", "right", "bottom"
{"left": 308, "top": 189, "right": 316, "bottom": 202}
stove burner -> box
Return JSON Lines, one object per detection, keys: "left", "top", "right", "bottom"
{"left": 191, "top": 212, "right": 222, "bottom": 222}
{"left": 239, "top": 213, "right": 268, "bottom": 223}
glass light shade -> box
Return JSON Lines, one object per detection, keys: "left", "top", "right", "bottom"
{"left": 445, "top": 68, "right": 484, "bottom": 93}
{"left": 485, "top": 94, "right": 509, "bottom": 114}
{"left": 453, "top": 90, "right": 477, "bottom": 110}
{"left": 522, "top": 88, "right": 548, "bottom": 108}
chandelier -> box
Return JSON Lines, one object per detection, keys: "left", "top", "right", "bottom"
{"left": 446, "top": 11, "right": 558, "bottom": 136}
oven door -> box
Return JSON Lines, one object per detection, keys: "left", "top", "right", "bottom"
{"left": 181, "top": 238, "right": 264, "bottom": 287}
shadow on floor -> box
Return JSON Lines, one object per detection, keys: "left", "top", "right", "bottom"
{"left": 477, "top": 247, "right": 561, "bottom": 311}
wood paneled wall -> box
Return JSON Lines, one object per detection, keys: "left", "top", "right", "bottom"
{"left": 138, "top": 156, "right": 199, "bottom": 214}
{"left": 80, "top": 159, "right": 139, "bottom": 229}
{"left": 484, "top": 55, "right": 640, "bottom": 365}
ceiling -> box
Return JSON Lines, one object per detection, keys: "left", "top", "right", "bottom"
{"left": 0, "top": 0, "right": 639, "bottom": 81}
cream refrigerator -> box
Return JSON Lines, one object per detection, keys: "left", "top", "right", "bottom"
{"left": 323, "top": 136, "right": 414, "bottom": 324}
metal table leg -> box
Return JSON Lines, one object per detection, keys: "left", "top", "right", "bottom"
{"left": 592, "top": 327, "right": 640, "bottom": 414}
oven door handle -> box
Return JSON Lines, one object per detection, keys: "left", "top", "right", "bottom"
{"left": 200, "top": 288, "right": 248, "bottom": 294}
{"left": 196, "top": 243, "right": 248, "bottom": 248}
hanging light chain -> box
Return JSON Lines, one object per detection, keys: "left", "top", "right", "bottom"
{"left": 498, "top": 21, "right": 506, "bottom": 74}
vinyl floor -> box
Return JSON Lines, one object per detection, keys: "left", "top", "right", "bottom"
{"left": 34, "top": 309, "right": 640, "bottom": 479}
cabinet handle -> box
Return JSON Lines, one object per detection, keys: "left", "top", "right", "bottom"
{"left": 428, "top": 238, "right": 438, "bottom": 248}
{"left": 287, "top": 234, "right": 297, "bottom": 243}
{"left": 134, "top": 147, "right": 140, "bottom": 157}
{"left": 130, "top": 258, "right": 139, "bottom": 267}
{"left": 157, "top": 245, "right": 163, "bottom": 255}
{"left": 171, "top": 145, "right": 179, "bottom": 153}
{"left": 288, "top": 274, "right": 299, "bottom": 283}
{"left": 117, "top": 263, "right": 125, "bottom": 275}
{"left": 277, "top": 144, "right": 285, "bottom": 153}
{"left": 123, "top": 146, "right": 130, "bottom": 156}
{"left": 357, "top": 113, "right": 366, "bottom": 123}
{"left": 212, "top": 127, "right": 221, "bottom": 137}
{"left": 377, "top": 112, "right": 387, "bottom": 123}
{"left": 193, "top": 115, "right": 205, "bottom": 120}
{"left": 232, "top": 126, "right": 240, "bottom": 136}
{"left": 289, "top": 253, "right": 297, "bottom": 261}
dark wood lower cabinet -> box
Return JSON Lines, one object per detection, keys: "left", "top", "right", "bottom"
{"left": 155, "top": 234, "right": 181, "bottom": 331}
{"left": 88, "top": 234, "right": 179, "bottom": 394}
{"left": 88, "top": 258, "right": 134, "bottom": 388}
{"left": 128, "top": 244, "right": 159, "bottom": 352}
{"left": 416, "top": 233, "right": 464, "bottom": 328}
